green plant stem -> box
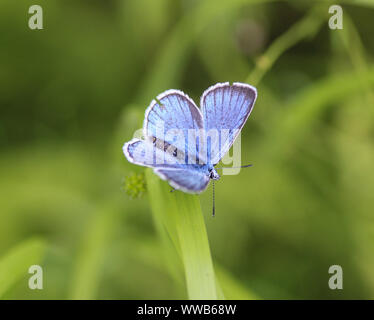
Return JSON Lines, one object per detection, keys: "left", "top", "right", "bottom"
{"left": 246, "top": 5, "right": 326, "bottom": 86}
{"left": 336, "top": 13, "right": 374, "bottom": 113}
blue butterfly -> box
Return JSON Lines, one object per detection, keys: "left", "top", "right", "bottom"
{"left": 123, "top": 82, "right": 257, "bottom": 195}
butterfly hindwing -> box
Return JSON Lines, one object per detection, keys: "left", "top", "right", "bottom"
{"left": 123, "top": 138, "right": 180, "bottom": 168}
{"left": 200, "top": 82, "right": 257, "bottom": 165}
{"left": 124, "top": 139, "right": 209, "bottom": 193}
{"left": 155, "top": 168, "right": 210, "bottom": 193}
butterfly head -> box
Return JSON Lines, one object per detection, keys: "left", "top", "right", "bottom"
{"left": 209, "top": 168, "right": 220, "bottom": 181}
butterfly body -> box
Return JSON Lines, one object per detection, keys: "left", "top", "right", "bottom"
{"left": 123, "top": 82, "right": 257, "bottom": 193}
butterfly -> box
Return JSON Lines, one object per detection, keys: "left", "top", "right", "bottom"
{"left": 123, "top": 82, "right": 257, "bottom": 196}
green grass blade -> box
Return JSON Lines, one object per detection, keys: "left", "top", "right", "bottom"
{"left": 0, "top": 238, "right": 47, "bottom": 298}
{"left": 146, "top": 169, "right": 217, "bottom": 299}
{"left": 69, "top": 204, "right": 120, "bottom": 300}
{"left": 173, "top": 191, "right": 217, "bottom": 299}
{"left": 250, "top": 65, "right": 374, "bottom": 162}
{"left": 269, "top": 65, "right": 374, "bottom": 154}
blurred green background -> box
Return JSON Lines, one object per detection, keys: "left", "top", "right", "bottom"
{"left": 1, "top": 0, "right": 374, "bottom": 299}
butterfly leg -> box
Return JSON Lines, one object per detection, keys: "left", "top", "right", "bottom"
{"left": 170, "top": 187, "right": 176, "bottom": 193}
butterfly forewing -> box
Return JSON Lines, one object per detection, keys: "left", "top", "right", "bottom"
{"left": 144, "top": 90, "right": 206, "bottom": 165}
{"left": 200, "top": 82, "right": 257, "bottom": 165}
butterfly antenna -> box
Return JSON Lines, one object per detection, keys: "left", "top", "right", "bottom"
{"left": 215, "top": 164, "right": 253, "bottom": 170}
{"left": 212, "top": 180, "right": 215, "bottom": 218}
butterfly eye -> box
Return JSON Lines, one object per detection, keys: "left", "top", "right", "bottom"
{"left": 209, "top": 169, "right": 220, "bottom": 181}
